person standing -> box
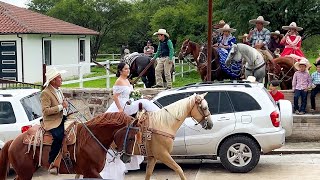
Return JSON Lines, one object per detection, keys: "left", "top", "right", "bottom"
{"left": 40, "top": 67, "right": 68, "bottom": 175}
{"left": 247, "top": 16, "right": 273, "bottom": 61}
{"left": 152, "top": 29, "right": 174, "bottom": 89}
{"left": 292, "top": 59, "right": 312, "bottom": 115}
{"left": 143, "top": 40, "right": 154, "bottom": 57}
{"left": 100, "top": 62, "right": 160, "bottom": 179}
{"left": 310, "top": 61, "right": 320, "bottom": 114}
{"left": 280, "top": 22, "right": 305, "bottom": 61}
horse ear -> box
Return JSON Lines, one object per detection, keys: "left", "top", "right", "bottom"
{"left": 187, "top": 38, "right": 190, "bottom": 42}
{"left": 201, "top": 92, "right": 208, "bottom": 97}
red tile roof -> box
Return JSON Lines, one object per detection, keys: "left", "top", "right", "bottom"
{"left": 0, "top": 2, "right": 99, "bottom": 35}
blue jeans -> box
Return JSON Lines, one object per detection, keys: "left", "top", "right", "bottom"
{"left": 48, "top": 119, "right": 65, "bottom": 164}
{"left": 294, "top": 89, "right": 308, "bottom": 113}
{"left": 310, "top": 85, "right": 320, "bottom": 110}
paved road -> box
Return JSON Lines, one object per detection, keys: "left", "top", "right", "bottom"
{"left": 8, "top": 154, "right": 320, "bottom": 180}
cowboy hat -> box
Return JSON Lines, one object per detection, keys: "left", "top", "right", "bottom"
{"left": 282, "top": 22, "right": 303, "bottom": 31}
{"left": 153, "top": 29, "right": 170, "bottom": 37}
{"left": 270, "top": 30, "right": 284, "bottom": 38}
{"left": 313, "top": 60, "right": 320, "bottom": 67}
{"left": 249, "top": 16, "right": 270, "bottom": 25}
{"left": 217, "top": 24, "right": 236, "bottom": 33}
{"left": 246, "top": 76, "right": 256, "bottom": 83}
{"left": 213, "top": 20, "right": 226, "bottom": 28}
{"left": 44, "top": 67, "right": 66, "bottom": 87}
{"left": 238, "top": 33, "right": 249, "bottom": 39}
{"left": 294, "top": 58, "right": 311, "bottom": 71}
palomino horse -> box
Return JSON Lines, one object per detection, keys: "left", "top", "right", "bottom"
{"left": 226, "top": 43, "right": 266, "bottom": 83}
{"left": 123, "top": 53, "right": 156, "bottom": 88}
{"left": 267, "top": 57, "right": 296, "bottom": 90}
{"left": 135, "top": 93, "right": 213, "bottom": 180}
{"left": 0, "top": 112, "right": 139, "bottom": 179}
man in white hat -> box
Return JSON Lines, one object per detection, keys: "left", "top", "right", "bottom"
{"left": 152, "top": 29, "right": 174, "bottom": 89}
{"left": 41, "top": 67, "right": 68, "bottom": 174}
{"left": 247, "top": 16, "right": 273, "bottom": 61}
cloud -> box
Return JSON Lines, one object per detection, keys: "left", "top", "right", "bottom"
{"left": 1, "top": 0, "right": 29, "bottom": 8}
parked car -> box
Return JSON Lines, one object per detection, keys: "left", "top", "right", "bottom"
{"left": 152, "top": 81, "right": 293, "bottom": 173}
{"left": 0, "top": 89, "right": 42, "bottom": 149}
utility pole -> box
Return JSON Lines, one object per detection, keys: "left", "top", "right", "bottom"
{"left": 207, "top": 0, "right": 213, "bottom": 81}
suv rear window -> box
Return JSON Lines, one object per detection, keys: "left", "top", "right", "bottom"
{"left": 0, "top": 102, "right": 16, "bottom": 124}
{"left": 20, "top": 92, "right": 42, "bottom": 121}
{"left": 228, "top": 91, "right": 261, "bottom": 112}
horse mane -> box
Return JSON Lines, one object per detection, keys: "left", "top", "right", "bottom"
{"left": 150, "top": 94, "right": 196, "bottom": 128}
{"left": 85, "top": 112, "right": 132, "bottom": 128}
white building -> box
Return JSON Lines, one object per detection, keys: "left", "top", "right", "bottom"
{"left": 0, "top": 2, "right": 99, "bottom": 83}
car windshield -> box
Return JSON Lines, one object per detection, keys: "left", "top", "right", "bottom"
{"left": 20, "top": 92, "right": 42, "bottom": 121}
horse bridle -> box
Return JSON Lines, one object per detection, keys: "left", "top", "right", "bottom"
{"left": 191, "top": 97, "right": 211, "bottom": 129}
{"left": 180, "top": 42, "right": 189, "bottom": 58}
{"left": 198, "top": 47, "right": 221, "bottom": 72}
{"left": 120, "top": 120, "right": 140, "bottom": 156}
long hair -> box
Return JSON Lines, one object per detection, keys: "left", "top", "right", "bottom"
{"left": 116, "top": 62, "right": 127, "bottom": 77}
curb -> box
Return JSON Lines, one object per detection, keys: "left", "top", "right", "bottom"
{"left": 266, "top": 149, "right": 320, "bottom": 155}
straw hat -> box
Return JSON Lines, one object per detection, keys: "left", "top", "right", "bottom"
{"left": 282, "top": 22, "right": 303, "bottom": 31}
{"left": 249, "top": 16, "right": 270, "bottom": 25}
{"left": 270, "top": 30, "right": 284, "bottom": 38}
{"left": 213, "top": 20, "right": 226, "bottom": 28}
{"left": 217, "top": 24, "right": 236, "bottom": 33}
{"left": 238, "top": 33, "right": 249, "bottom": 39}
{"left": 44, "top": 67, "right": 66, "bottom": 87}
{"left": 294, "top": 58, "right": 311, "bottom": 71}
{"left": 153, "top": 29, "right": 170, "bottom": 37}
{"left": 246, "top": 76, "right": 256, "bottom": 83}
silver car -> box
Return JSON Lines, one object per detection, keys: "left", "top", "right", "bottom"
{"left": 152, "top": 81, "right": 293, "bottom": 173}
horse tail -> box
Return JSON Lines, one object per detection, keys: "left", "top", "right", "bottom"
{"left": 0, "top": 140, "right": 13, "bottom": 179}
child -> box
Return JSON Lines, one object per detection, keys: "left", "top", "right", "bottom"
{"left": 269, "top": 80, "right": 284, "bottom": 102}
{"left": 292, "top": 59, "right": 312, "bottom": 115}
{"left": 310, "top": 61, "right": 320, "bottom": 114}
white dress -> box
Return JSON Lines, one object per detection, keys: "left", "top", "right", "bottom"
{"left": 100, "top": 84, "right": 160, "bottom": 179}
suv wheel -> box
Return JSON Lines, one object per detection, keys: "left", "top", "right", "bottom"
{"left": 219, "top": 135, "right": 260, "bottom": 173}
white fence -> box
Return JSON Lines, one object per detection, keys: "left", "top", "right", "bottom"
{"left": 50, "top": 54, "right": 196, "bottom": 88}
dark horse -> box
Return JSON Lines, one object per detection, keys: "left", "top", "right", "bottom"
{"left": 0, "top": 112, "right": 139, "bottom": 179}
{"left": 123, "top": 53, "right": 156, "bottom": 88}
{"left": 267, "top": 57, "right": 296, "bottom": 90}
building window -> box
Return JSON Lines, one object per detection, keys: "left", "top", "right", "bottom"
{"left": 43, "top": 40, "right": 52, "bottom": 65}
{"left": 79, "top": 40, "right": 85, "bottom": 62}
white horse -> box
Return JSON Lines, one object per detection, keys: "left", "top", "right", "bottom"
{"left": 225, "top": 43, "right": 266, "bottom": 83}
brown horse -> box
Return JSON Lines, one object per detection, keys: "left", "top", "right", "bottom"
{"left": 197, "top": 44, "right": 233, "bottom": 81}
{"left": 134, "top": 93, "right": 213, "bottom": 180}
{"left": 267, "top": 57, "right": 296, "bottom": 90}
{"left": 0, "top": 112, "right": 139, "bottom": 179}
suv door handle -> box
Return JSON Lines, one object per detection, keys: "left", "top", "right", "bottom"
{"left": 218, "top": 117, "right": 230, "bottom": 121}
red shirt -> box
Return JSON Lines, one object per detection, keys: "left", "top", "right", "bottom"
{"left": 269, "top": 91, "right": 285, "bottom": 102}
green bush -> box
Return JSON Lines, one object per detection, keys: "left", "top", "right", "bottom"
{"left": 302, "top": 35, "right": 320, "bottom": 58}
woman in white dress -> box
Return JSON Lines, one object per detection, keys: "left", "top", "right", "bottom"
{"left": 100, "top": 62, "right": 160, "bottom": 179}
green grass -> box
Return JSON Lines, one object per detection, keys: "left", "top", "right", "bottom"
{"left": 62, "top": 64, "right": 200, "bottom": 88}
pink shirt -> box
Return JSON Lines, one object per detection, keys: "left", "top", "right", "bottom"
{"left": 292, "top": 71, "right": 311, "bottom": 90}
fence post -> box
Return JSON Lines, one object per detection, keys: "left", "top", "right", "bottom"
{"left": 106, "top": 60, "right": 110, "bottom": 89}
{"left": 112, "top": 54, "right": 115, "bottom": 61}
{"left": 79, "top": 64, "right": 83, "bottom": 88}
{"left": 181, "top": 59, "right": 184, "bottom": 78}
{"left": 172, "top": 57, "right": 176, "bottom": 82}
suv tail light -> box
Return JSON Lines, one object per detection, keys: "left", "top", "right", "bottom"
{"left": 21, "top": 125, "right": 32, "bottom": 133}
{"left": 270, "top": 111, "right": 280, "bottom": 127}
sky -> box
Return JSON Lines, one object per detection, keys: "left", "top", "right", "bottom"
{"left": 1, "top": 0, "right": 29, "bottom": 8}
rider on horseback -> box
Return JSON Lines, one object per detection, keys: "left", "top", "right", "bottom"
{"left": 40, "top": 68, "right": 68, "bottom": 175}
{"left": 247, "top": 16, "right": 274, "bottom": 62}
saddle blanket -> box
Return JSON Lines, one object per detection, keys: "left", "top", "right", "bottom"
{"left": 123, "top": 52, "right": 142, "bottom": 67}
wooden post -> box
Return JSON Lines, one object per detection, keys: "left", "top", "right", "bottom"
{"left": 207, "top": 0, "right": 213, "bottom": 81}
{"left": 42, "top": 64, "right": 46, "bottom": 86}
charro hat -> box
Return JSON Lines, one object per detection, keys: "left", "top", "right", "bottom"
{"left": 153, "top": 29, "right": 170, "bottom": 37}
{"left": 44, "top": 67, "right": 66, "bottom": 87}
{"left": 249, "top": 16, "right": 270, "bottom": 25}
{"left": 213, "top": 20, "right": 226, "bottom": 28}
{"left": 217, "top": 24, "right": 236, "bottom": 33}
{"left": 282, "top": 22, "right": 303, "bottom": 31}
{"left": 270, "top": 30, "right": 284, "bottom": 38}
{"left": 246, "top": 76, "right": 256, "bottom": 83}
{"left": 238, "top": 33, "right": 248, "bottom": 39}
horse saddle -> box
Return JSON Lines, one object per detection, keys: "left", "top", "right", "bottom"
{"left": 123, "top": 52, "right": 141, "bottom": 67}
{"left": 23, "top": 120, "right": 77, "bottom": 146}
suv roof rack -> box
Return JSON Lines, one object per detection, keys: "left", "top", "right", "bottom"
{"left": 0, "top": 94, "right": 13, "bottom": 97}
{"left": 178, "top": 80, "right": 252, "bottom": 90}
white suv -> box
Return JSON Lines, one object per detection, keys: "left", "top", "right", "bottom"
{"left": 152, "top": 81, "right": 293, "bottom": 173}
{"left": 0, "top": 89, "right": 42, "bottom": 150}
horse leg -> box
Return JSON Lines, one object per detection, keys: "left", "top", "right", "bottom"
{"left": 158, "top": 153, "right": 186, "bottom": 180}
{"left": 145, "top": 156, "right": 157, "bottom": 180}
{"left": 82, "top": 170, "right": 102, "bottom": 179}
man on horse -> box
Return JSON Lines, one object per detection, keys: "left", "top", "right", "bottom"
{"left": 247, "top": 16, "right": 274, "bottom": 62}
{"left": 40, "top": 67, "right": 68, "bottom": 175}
